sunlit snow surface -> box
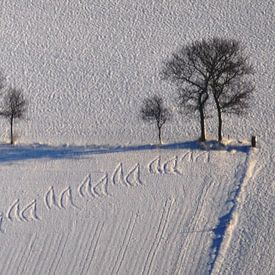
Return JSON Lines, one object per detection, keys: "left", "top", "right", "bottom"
{"left": 0, "top": 1, "right": 274, "bottom": 274}
{"left": 0, "top": 0, "right": 274, "bottom": 145}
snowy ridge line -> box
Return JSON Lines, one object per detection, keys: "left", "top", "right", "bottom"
{"left": 208, "top": 149, "right": 257, "bottom": 274}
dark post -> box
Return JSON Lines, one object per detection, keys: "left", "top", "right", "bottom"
{"left": 251, "top": 136, "right": 256, "bottom": 148}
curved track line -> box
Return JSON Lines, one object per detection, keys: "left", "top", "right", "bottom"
{"left": 59, "top": 186, "right": 80, "bottom": 209}
{"left": 94, "top": 173, "right": 109, "bottom": 197}
{"left": 6, "top": 199, "right": 23, "bottom": 222}
{"left": 163, "top": 156, "right": 182, "bottom": 175}
{"left": 45, "top": 186, "right": 59, "bottom": 209}
{"left": 125, "top": 163, "right": 143, "bottom": 186}
{"left": 21, "top": 199, "right": 40, "bottom": 221}
{"left": 193, "top": 151, "right": 209, "bottom": 163}
{"left": 112, "top": 163, "right": 128, "bottom": 186}
{"left": 148, "top": 156, "right": 162, "bottom": 174}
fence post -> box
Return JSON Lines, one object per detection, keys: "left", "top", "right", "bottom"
{"left": 251, "top": 136, "right": 256, "bottom": 148}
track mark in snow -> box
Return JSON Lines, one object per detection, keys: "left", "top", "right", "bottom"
{"left": 142, "top": 198, "right": 174, "bottom": 275}
{"left": 48, "top": 233, "right": 64, "bottom": 274}
{"left": 94, "top": 173, "right": 109, "bottom": 197}
{"left": 31, "top": 234, "right": 52, "bottom": 275}
{"left": 163, "top": 156, "right": 182, "bottom": 175}
{"left": 21, "top": 199, "right": 40, "bottom": 221}
{"left": 78, "top": 174, "right": 93, "bottom": 197}
{"left": 81, "top": 222, "right": 104, "bottom": 275}
{"left": 180, "top": 152, "right": 192, "bottom": 162}
{"left": 66, "top": 222, "right": 92, "bottom": 274}
{"left": 35, "top": 234, "right": 58, "bottom": 275}
{"left": 0, "top": 212, "right": 4, "bottom": 233}
{"left": 59, "top": 186, "right": 80, "bottom": 209}
{"left": 193, "top": 151, "right": 210, "bottom": 163}
{"left": 173, "top": 180, "right": 214, "bottom": 275}
{"left": 51, "top": 232, "right": 71, "bottom": 275}
{"left": 110, "top": 211, "right": 139, "bottom": 275}
{"left": 115, "top": 212, "right": 139, "bottom": 274}
{"left": 148, "top": 156, "right": 162, "bottom": 174}
{"left": 112, "top": 163, "right": 128, "bottom": 186}
{"left": 125, "top": 163, "right": 143, "bottom": 186}
{"left": 45, "top": 186, "right": 59, "bottom": 210}
{"left": 6, "top": 199, "right": 23, "bottom": 221}
{"left": 18, "top": 234, "right": 37, "bottom": 274}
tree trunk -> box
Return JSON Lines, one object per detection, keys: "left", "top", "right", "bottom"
{"left": 158, "top": 125, "right": 162, "bottom": 145}
{"left": 10, "top": 116, "right": 14, "bottom": 145}
{"left": 198, "top": 96, "right": 206, "bottom": 142}
{"left": 217, "top": 107, "right": 222, "bottom": 142}
{"left": 214, "top": 96, "right": 223, "bottom": 142}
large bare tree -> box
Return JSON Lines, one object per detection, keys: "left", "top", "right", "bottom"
{"left": 162, "top": 37, "right": 254, "bottom": 142}
{"left": 140, "top": 95, "right": 171, "bottom": 145}
{"left": 208, "top": 38, "right": 254, "bottom": 141}
{"left": 0, "top": 88, "right": 27, "bottom": 144}
{"left": 161, "top": 40, "right": 212, "bottom": 141}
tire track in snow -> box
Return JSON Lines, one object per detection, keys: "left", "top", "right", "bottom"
{"left": 19, "top": 234, "right": 37, "bottom": 274}
{"left": 97, "top": 211, "right": 127, "bottom": 274}
{"left": 158, "top": 202, "right": 190, "bottom": 274}
{"left": 82, "top": 222, "right": 105, "bottom": 275}
{"left": 6, "top": 244, "right": 25, "bottom": 275}
{"left": 110, "top": 212, "right": 137, "bottom": 274}
{"left": 65, "top": 222, "right": 91, "bottom": 274}
{"left": 35, "top": 234, "right": 60, "bottom": 275}
{"left": 173, "top": 179, "right": 214, "bottom": 275}
{"left": 115, "top": 212, "right": 139, "bottom": 274}
{"left": 15, "top": 234, "right": 37, "bottom": 275}
{"left": 76, "top": 222, "right": 100, "bottom": 274}
{"left": 128, "top": 210, "right": 158, "bottom": 275}
{"left": 142, "top": 198, "right": 174, "bottom": 275}
{"left": 31, "top": 234, "right": 55, "bottom": 275}
{"left": 209, "top": 151, "right": 256, "bottom": 274}
{"left": 51, "top": 231, "right": 71, "bottom": 275}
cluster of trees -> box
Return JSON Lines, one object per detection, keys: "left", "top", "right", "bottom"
{"left": 141, "top": 37, "right": 254, "bottom": 144}
{"left": 0, "top": 75, "right": 27, "bottom": 145}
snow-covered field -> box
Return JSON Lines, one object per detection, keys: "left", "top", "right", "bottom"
{"left": 0, "top": 0, "right": 274, "bottom": 274}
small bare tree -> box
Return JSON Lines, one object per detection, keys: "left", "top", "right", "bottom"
{"left": 141, "top": 95, "right": 171, "bottom": 145}
{"left": 0, "top": 88, "right": 27, "bottom": 144}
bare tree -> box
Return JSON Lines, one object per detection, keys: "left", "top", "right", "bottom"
{"left": 140, "top": 95, "right": 171, "bottom": 145}
{"left": 0, "top": 88, "right": 27, "bottom": 144}
{"left": 208, "top": 38, "right": 254, "bottom": 141}
{"left": 161, "top": 40, "right": 212, "bottom": 141}
{"left": 162, "top": 37, "right": 254, "bottom": 142}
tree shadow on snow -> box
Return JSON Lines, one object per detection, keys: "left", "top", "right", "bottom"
{"left": 0, "top": 140, "right": 250, "bottom": 163}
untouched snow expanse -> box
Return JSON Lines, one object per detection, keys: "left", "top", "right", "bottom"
{"left": 0, "top": 0, "right": 274, "bottom": 274}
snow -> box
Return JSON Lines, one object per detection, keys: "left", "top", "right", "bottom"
{"left": 0, "top": 0, "right": 274, "bottom": 274}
